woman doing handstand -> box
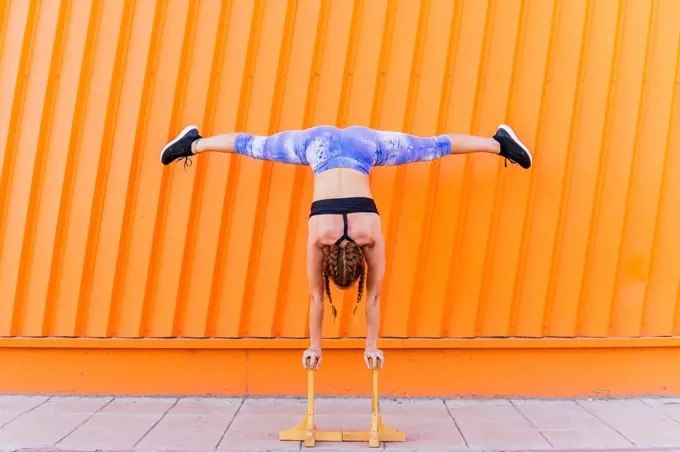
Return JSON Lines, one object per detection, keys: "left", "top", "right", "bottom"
{"left": 160, "top": 124, "right": 532, "bottom": 370}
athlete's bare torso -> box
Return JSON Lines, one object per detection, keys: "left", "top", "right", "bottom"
{"left": 308, "top": 168, "right": 382, "bottom": 248}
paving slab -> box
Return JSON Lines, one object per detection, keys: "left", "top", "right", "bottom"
{"left": 1, "top": 395, "right": 680, "bottom": 451}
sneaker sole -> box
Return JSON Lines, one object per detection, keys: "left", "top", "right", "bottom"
{"left": 160, "top": 124, "right": 198, "bottom": 164}
{"left": 498, "top": 124, "right": 532, "bottom": 166}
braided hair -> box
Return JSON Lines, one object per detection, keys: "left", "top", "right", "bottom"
{"left": 321, "top": 241, "right": 366, "bottom": 322}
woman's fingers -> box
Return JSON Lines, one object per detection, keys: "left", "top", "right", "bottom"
{"left": 302, "top": 348, "right": 322, "bottom": 369}
{"left": 363, "top": 349, "right": 384, "bottom": 369}
{"left": 303, "top": 348, "right": 386, "bottom": 370}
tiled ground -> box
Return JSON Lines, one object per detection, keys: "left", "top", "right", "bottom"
{"left": 1, "top": 395, "right": 680, "bottom": 451}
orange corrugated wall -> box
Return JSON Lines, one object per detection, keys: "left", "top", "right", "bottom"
{"left": 1, "top": 0, "right": 679, "bottom": 341}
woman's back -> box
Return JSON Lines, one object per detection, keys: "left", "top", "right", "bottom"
{"left": 309, "top": 168, "right": 381, "bottom": 247}
{"left": 312, "top": 167, "right": 372, "bottom": 200}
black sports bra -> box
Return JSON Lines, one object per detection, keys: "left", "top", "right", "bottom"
{"left": 334, "top": 213, "right": 354, "bottom": 245}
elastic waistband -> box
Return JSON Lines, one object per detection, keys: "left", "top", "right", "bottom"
{"left": 309, "top": 197, "right": 379, "bottom": 218}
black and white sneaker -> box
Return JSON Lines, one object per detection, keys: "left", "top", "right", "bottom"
{"left": 160, "top": 125, "right": 202, "bottom": 167}
{"left": 493, "top": 124, "right": 532, "bottom": 169}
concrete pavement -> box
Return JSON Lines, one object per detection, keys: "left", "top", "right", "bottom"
{"left": 1, "top": 395, "right": 680, "bottom": 451}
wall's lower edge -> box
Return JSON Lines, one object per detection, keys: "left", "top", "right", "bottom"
{"left": 2, "top": 338, "right": 679, "bottom": 397}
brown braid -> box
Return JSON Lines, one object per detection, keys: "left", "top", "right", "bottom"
{"left": 321, "top": 241, "right": 366, "bottom": 321}
{"left": 353, "top": 265, "right": 366, "bottom": 315}
{"left": 322, "top": 269, "right": 337, "bottom": 321}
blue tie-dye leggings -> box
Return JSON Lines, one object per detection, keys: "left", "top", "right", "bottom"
{"left": 233, "top": 125, "right": 451, "bottom": 175}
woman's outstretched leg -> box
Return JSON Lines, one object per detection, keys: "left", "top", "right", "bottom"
{"left": 193, "top": 133, "right": 238, "bottom": 154}
{"left": 446, "top": 124, "right": 532, "bottom": 168}
{"left": 374, "top": 124, "right": 532, "bottom": 169}
{"left": 446, "top": 134, "right": 500, "bottom": 155}
{"left": 160, "top": 125, "right": 310, "bottom": 166}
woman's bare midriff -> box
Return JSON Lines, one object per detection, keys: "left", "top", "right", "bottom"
{"left": 309, "top": 168, "right": 382, "bottom": 247}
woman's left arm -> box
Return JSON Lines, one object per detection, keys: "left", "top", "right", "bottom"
{"left": 362, "top": 234, "right": 385, "bottom": 368}
{"left": 304, "top": 237, "right": 325, "bottom": 369}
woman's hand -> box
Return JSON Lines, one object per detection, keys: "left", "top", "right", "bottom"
{"left": 302, "top": 347, "right": 322, "bottom": 370}
{"left": 363, "top": 347, "right": 384, "bottom": 369}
